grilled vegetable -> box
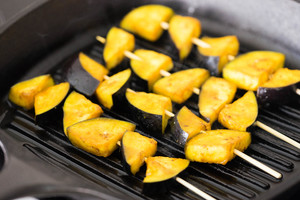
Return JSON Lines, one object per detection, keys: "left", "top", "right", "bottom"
{"left": 130, "top": 49, "right": 173, "bottom": 91}
{"left": 121, "top": 131, "right": 157, "bottom": 175}
{"left": 199, "top": 77, "right": 237, "bottom": 124}
{"left": 218, "top": 91, "right": 258, "bottom": 131}
{"left": 96, "top": 69, "right": 131, "bottom": 109}
{"left": 153, "top": 68, "right": 209, "bottom": 104}
{"left": 125, "top": 90, "right": 172, "bottom": 135}
{"left": 120, "top": 4, "right": 174, "bottom": 42}
{"left": 197, "top": 35, "right": 239, "bottom": 75}
{"left": 63, "top": 91, "right": 103, "bottom": 135}
{"left": 67, "top": 118, "right": 136, "bottom": 157}
{"left": 223, "top": 51, "right": 285, "bottom": 91}
{"left": 9, "top": 74, "right": 54, "bottom": 110}
{"left": 171, "top": 106, "right": 210, "bottom": 146}
{"left": 257, "top": 68, "right": 300, "bottom": 105}
{"left": 185, "top": 130, "right": 251, "bottom": 165}
{"left": 169, "top": 15, "right": 201, "bottom": 60}
{"left": 103, "top": 27, "right": 135, "bottom": 70}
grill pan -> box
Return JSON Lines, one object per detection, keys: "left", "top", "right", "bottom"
{"left": 1, "top": 0, "right": 300, "bottom": 199}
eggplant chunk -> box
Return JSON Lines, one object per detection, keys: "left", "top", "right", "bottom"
{"left": 153, "top": 68, "right": 209, "bottom": 104}
{"left": 218, "top": 91, "right": 258, "bottom": 131}
{"left": 171, "top": 106, "right": 211, "bottom": 146}
{"left": 130, "top": 49, "right": 173, "bottom": 91}
{"left": 185, "top": 130, "right": 251, "bottom": 165}
{"left": 197, "top": 35, "right": 239, "bottom": 75}
{"left": 96, "top": 69, "right": 131, "bottom": 109}
{"left": 257, "top": 68, "right": 300, "bottom": 104}
{"left": 121, "top": 131, "right": 157, "bottom": 175}
{"left": 67, "top": 118, "right": 136, "bottom": 157}
{"left": 103, "top": 27, "right": 135, "bottom": 70}
{"left": 169, "top": 15, "right": 201, "bottom": 60}
{"left": 120, "top": 5, "right": 174, "bottom": 42}
{"left": 9, "top": 74, "right": 55, "bottom": 110}
{"left": 223, "top": 51, "right": 285, "bottom": 91}
{"left": 125, "top": 90, "right": 172, "bottom": 135}
{"left": 199, "top": 77, "right": 237, "bottom": 124}
{"left": 63, "top": 91, "right": 103, "bottom": 135}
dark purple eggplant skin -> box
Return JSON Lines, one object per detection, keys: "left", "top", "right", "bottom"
{"left": 120, "top": 134, "right": 132, "bottom": 175}
{"left": 170, "top": 114, "right": 189, "bottom": 147}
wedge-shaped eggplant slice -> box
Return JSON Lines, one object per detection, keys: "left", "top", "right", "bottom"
{"left": 131, "top": 49, "right": 173, "bottom": 91}
{"left": 126, "top": 90, "right": 172, "bottom": 135}
{"left": 171, "top": 106, "right": 210, "bottom": 146}
{"left": 223, "top": 51, "right": 285, "bottom": 91}
{"left": 257, "top": 68, "right": 300, "bottom": 104}
{"left": 153, "top": 68, "right": 209, "bottom": 104}
{"left": 9, "top": 74, "right": 55, "bottom": 110}
{"left": 169, "top": 15, "right": 201, "bottom": 60}
{"left": 96, "top": 69, "right": 131, "bottom": 109}
{"left": 120, "top": 5, "right": 174, "bottom": 42}
{"left": 185, "top": 130, "right": 251, "bottom": 165}
{"left": 199, "top": 77, "right": 237, "bottom": 124}
{"left": 218, "top": 91, "right": 258, "bottom": 131}
{"left": 103, "top": 27, "right": 135, "bottom": 70}
{"left": 121, "top": 131, "right": 157, "bottom": 175}
{"left": 67, "top": 118, "right": 136, "bottom": 157}
{"left": 197, "top": 35, "right": 239, "bottom": 75}
{"left": 63, "top": 91, "right": 103, "bottom": 135}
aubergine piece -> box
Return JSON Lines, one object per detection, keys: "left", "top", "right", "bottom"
{"left": 67, "top": 118, "right": 136, "bottom": 157}
{"left": 153, "top": 68, "right": 209, "bottom": 104}
{"left": 130, "top": 49, "right": 173, "bottom": 91}
{"left": 121, "top": 131, "right": 157, "bottom": 175}
{"left": 199, "top": 77, "right": 237, "bottom": 124}
{"left": 185, "top": 130, "right": 251, "bottom": 165}
{"left": 125, "top": 89, "right": 172, "bottom": 135}
{"left": 143, "top": 156, "right": 189, "bottom": 195}
{"left": 120, "top": 5, "right": 174, "bottom": 42}
{"left": 9, "top": 74, "right": 55, "bottom": 110}
{"left": 96, "top": 69, "right": 131, "bottom": 109}
{"left": 218, "top": 91, "right": 258, "bottom": 131}
{"left": 171, "top": 106, "right": 210, "bottom": 146}
{"left": 197, "top": 35, "right": 239, "bottom": 76}
{"left": 169, "top": 15, "right": 201, "bottom": 61}
{"left": 257, "top": 68, "right": 300, "bottom": 105}
{"left": 103, "top": 27, "right": 135, "bottom": 70}
{"left": 34, "top": 82, "right": 70, "bottom": 125}
{"left": 223, "top": 51, "right": 285, "bottom": 91}
{"left": 63, "top": 91, "right": 103, "bottom": 135}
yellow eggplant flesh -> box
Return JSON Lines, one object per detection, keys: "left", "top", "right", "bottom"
{"left": 218, "top": 91, "right": 258, "bottom": 131}
{"left": 223, "top": 51, "right": 285, "bottom": 91}
{"left": 9, "top": 74, "right": 55, "bottom": 110}
{"left": 185, "top": 130, "right": 251, "bottom": 165}
{"left": 262, "top": 68, "right": 300, "bottom": 88}
{"left": 120, "top": 5, "right": 174, "bottom": 42}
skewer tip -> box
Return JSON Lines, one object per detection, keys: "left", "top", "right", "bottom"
{"left": 160, "top": 21, "right": 169, "bottom": 30}
{"left": 192, "top": 38, "right": 211, "bottom": 48}
{"left": 96, "top": 35, "right": 106, "bottom": 44}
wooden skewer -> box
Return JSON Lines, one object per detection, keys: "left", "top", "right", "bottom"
{"left": 227, "top": 55, "right": 235, "bottom": 61}
{"left": 296, "top": 88, "right": 300, "bottom": 96}
{"left": 103, "top": 75, "right": 110, "bottom": 80}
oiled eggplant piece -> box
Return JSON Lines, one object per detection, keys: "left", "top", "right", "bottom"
{"left": 96, "top": 69, "right": 131, "bottom": 109}
{"left": 197, "top": 35, "right": 239, "bottom": 76}
{"left": 171, "top": 106, "right": 210, "bottom": 146}
{"left": 169, "top": 15, "right": 201, "bottom": 60}
{"left": 218, "top": 91, "right": 258, "bottom": 131}
{"left": 257, "top": 68, "right": 300, "bottom": 105}
{"left": 130, "top": 49, "right": 173, "bottom": 91}
{"left": 63, "top": 91, "right": 103, "bottom": 135}
{"left": 143, "top": 156, "right": 189, "bottom": 195}
{"left": 67, "top": 118, "right": 136, "bottom": 157}
{"left": 125, "top": 90, "right": 172, "bottom": 135}
{"left": 199, "top": 77, "right": 237, "bottom": 124}
{"left": 120, "top": 5, "right": 174, "bottom": 42}
{"left": 223, "top": 51, "right": 285, "bottom": 91}
{"left": 185, "top": 130, "right": 251, "bottom": 165}
{"left": 103, "top": 27, "right": 135, "bottom": 70}
{"left": 121, "top": 131, "right": 157, "bottom": 175}
{"left": 9, "top": 74, "right": 54, "bottom": 110}
{"left": 153, "top": 68, "right": 209, "bottom": 104}
{"left": 34, "top": 82, "right": 70, "bottom": 125}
